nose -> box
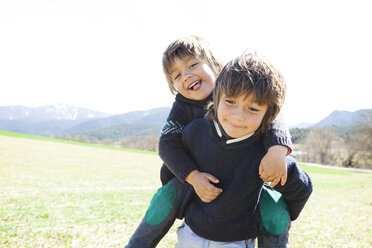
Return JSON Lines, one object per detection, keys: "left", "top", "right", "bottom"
{"left": 182, "top": 69, "right": 192, "bottom": 83}
{"left": 232, "top": 107, "right": 246, "bottom": 121}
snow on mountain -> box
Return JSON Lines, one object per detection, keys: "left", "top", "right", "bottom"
{"left": 0, "top": 104, "right": 111, "bottom": 121}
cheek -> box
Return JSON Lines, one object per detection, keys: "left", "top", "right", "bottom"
{"left": 172, "top": 81, "right": 182, "bottom": 91}
{"left": 217, "top": 104, "right": 227, "bottom": 122}
{"left": 202, "top": 66, "right": 216, "bottom": 83}
{"left": 254, "top": 114, "right": 266, "bottom": 128}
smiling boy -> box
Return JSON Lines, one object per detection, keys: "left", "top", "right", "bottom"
{"left": 169, "top": 55, "right": 216, "bottom": 101}
{"left": 126, "top": 36, "right": 294, "bottom": 248}
{"left": 176, "top": 52, "right": 312, "bottom": 247}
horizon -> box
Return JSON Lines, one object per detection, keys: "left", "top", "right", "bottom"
{"left": 1, "top": 102, "right": 370, "bottom": 128}
{"left": 1, "top": 0, "right": 372, "bottom": 127}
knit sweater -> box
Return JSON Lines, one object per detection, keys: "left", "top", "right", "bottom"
{"left": 181, "top": 118, "right": 312, "bottom": 242}
{"left": 158, "top": 93, "right": 293, "bottom": 183}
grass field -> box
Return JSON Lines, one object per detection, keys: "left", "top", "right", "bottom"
{"left": 0, "top": 132, "right": 371, "bottom": 247}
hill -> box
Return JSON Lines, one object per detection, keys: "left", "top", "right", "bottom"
{"left": 312, "top": 109, "right": 372, "bottom": 127}
{"left": 0, "top": 104, "right": 112, "bottom": 136}
{"left": 289, "top": 109, "right": 372, "bottom": 129}
{"left": 1, "top": 103, "right": 370, "bottom": 141}
{"left": 76, "top": 123, "right": 164, "bottom": 142}
{"left": 0, "top": 104, "right": 110, "bottom": 121}
{"left": 0, "top": 104, "right": 170, "bottom": 138}
{"left": 67, "top": 107, "right": 170, "bottom": 134}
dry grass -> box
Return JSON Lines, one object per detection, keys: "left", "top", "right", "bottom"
{"left": 0, "top": 135, "right": 371, "bottom": 247}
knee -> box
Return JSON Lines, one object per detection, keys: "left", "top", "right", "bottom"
{"left": 145, "top": 183, "right": 178, "bottom": 225}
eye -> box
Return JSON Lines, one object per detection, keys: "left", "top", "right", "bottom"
{"left": 248, "top": 107, "right": 259, "bottom": 112}
{"left": 190, "top": 62, "right": 199, "bottom": 68}
{"left": 173, "top": 73, "right": 181, "bottom": 80}
{"left": 224, "top": 99, "right": 235, "bottom": 105}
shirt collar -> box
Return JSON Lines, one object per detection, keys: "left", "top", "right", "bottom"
{"left": 175, "top": 93, "right": 213, "bottom": 107}
{"left": 213, "top": 121, "right": 255, "bottom": 144}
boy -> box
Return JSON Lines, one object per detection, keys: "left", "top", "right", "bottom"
{"left": 126, "top": 36, "right": 293, "bottom": 248}
{"left": 176, "top": 52, "right": 312, "bottom": 247}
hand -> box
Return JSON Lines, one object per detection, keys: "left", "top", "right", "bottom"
{"left": 259, "top": 145, "right": 288, "bottom": 187}
{"left": 185, "top": 170, "right": 223, "bottom": 203}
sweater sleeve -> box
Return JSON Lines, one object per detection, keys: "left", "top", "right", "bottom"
{"left": 158, "top": 101, "right": 199, "bottom": 182}
{"left": 263, "top": 113, "right": 293, "bottom": 154}
{"left": 273, "top": 156, "right": 313, "bottom": 221}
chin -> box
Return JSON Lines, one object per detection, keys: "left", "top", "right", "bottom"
{"left": 227, "top": 132, "right": 239, "bottom": 138}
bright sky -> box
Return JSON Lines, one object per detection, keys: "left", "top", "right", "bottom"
{"left": 1, "top": 0, "right": 371, "bottom": 126}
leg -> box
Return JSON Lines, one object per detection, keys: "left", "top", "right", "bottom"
{"left": 176, "top": 222, "right": 255, "bottom": 248}
{"left": 160, "top": 163, "right": 175, "bottom": 186}
{"left": 175, "top": 222, "right": 205, "bottom": 248}
{"left": 126, "top": 178, "right": 193, "bottom": 248}
{"left": 257, "top": 187, "right": 291, "bottom": 248}
{"left": 257, "top": 220, "right": 290, "bottom": 248}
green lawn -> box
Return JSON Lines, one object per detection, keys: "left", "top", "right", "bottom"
{"left": 0, "top": 133, "right": 371, "bottom": 247}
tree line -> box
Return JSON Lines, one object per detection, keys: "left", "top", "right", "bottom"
{"left": 55, "top": 112, "right": 372, "bottom": 169}
{"left": 291, "top": 112, "right": 372, "bottom": 169}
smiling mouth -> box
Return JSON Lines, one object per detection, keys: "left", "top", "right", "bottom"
{"left": 188, "top": 80, "right": 202, "bottom": 91}
{"left": 228, "top": 122, "right": 245, "bottom": 129}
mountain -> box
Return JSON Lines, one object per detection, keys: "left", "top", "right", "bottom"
{"left": 66, "top": 107, "right": 170, "bottom": 134}
{"left": 0, "top": 104, "right": 110, "bottom": 121}
{"left": 312, "top": 109, "right": 372, "bottom": 128}
{"left": 76, "top": 123, "right": 164, "bottom": 141}
{"left": 290, "top": 122, "right": 313, "bottom": 129}
{"left": 0, "top": 104, "right": 170, "bottom": 137}
{"left": 1, "top": 103, "right": 370, "bottom": 141}
{"left": 289, "top": 109, "right": 371, "bottom": 144}
{"left": 0, "top": 104, "right": 112, "bottom": 136}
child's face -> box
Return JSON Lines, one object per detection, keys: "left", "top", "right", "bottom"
{"left": 169, "top": 56, "right": 216, "bottom": 100}
{"left": 217, "top": 93, "right": 268, "bottom": 138}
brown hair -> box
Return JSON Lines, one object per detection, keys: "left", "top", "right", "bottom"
{"left": 206, "top": 51, "right": 286, "bottom": 136}
{"left": 162, "top": 35, "right": 224, "bottom": 94}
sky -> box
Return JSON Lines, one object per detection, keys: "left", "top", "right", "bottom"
{"left": 1, "top": 0, "right": 371, "bottom": 126}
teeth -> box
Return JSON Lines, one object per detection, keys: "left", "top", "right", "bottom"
{"left": 188, "top": 80, "right": 200, "bottom": 89}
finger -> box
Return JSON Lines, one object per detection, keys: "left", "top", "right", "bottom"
{"left": 261, "top": 175, "right": 275, "bottom": 182}
{"left": 205, "top": 174, "right": 219, "bottom": 184}
{"left": 281, "top": 173, "right": 287, "bottom": 186}
{"left": 270, "top": 178, "right": 280, "bottom": 188}
{"left": 258, "top": 163, "right": 263, "bottom": 175}
{"left": 207, "top": 185, "right": 223, "bottom": 193}
{"left": 209, "top": 190, "right": 222, "bottom": 197}
{"left": 202, "top": 193, "right": 219, "bottom": 202}
{"left": 205, "top": 192, "right": 221, "bottom": 202}
{"left": 259, "top": 169, "right": 267, "bottom": 179}
{"left": 260, "top": 171, "right": 275, "bottom": 180}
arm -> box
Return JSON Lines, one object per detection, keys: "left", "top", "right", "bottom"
{"left": 158, "top": 102, "right": 222, "bottom": 202}
{"left": 259, "top": 114, "right": 293, "bottom": 186}
{"left": 273, "top": 156, "right": 313, "bottom": 221}
{"left": 158, "top": 101, "right": 199, "bottom": 181}
{"left": 185, "top": 170, "right": 222, "bottom": 203}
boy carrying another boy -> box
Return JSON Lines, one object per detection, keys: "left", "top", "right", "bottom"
{"left": 126, "top": 36, "right": 294, "bottom": 248}
{"left": 176, "top": 52, "right": 312, "bottom": 247}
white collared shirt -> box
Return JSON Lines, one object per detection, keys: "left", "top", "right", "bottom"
{"left": 213, "top": 121, "right": 255, "bottom": 144}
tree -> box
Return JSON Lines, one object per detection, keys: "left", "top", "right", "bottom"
{"left": 335, "top": 111, "right": 372, "bottom": 167}
{"left": 304, "top": 127, "right": 340, "bottom": 164}
{"left": 335, "top": 134, "right": 360, "bottom": 167}
{"left": 142, "top": 135, "right": 159, "bottom": 152}
{"left": 354, "top": 111, "right": 372, "bottom": 158}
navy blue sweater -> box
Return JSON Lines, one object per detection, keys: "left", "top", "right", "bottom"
{"left": 158, "top": 93, "right": 293, "bottom": 184}
{"left": 181, "top": 118, "right": 312, "bottom": 242}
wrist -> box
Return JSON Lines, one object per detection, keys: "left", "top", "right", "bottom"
{"left": 185, "top": 170, "right": 200, "bottom": 185}
{"left": 268, "top": 145, "right": 288, "bottom": 156}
